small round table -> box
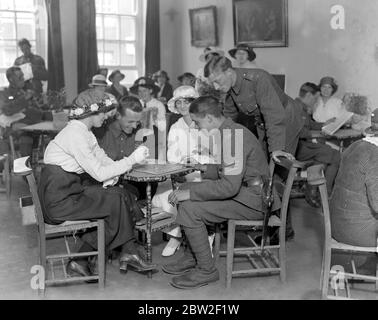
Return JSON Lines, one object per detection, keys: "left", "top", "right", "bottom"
{"left": 124, "top": 164, "right": 195, "bottom": 278}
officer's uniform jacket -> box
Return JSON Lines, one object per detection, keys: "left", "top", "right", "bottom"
{"left": 223, "top": 68, "right": 300, "bottom": 155}
{"left": 184, "top": 118, "right": 280, "bottom": 213}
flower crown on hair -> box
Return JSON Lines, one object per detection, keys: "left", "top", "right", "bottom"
{"left": 69, "top": 97, "right": 116, "bottom": 119}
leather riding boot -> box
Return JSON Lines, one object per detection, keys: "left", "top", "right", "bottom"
{"left": 170, "top": 225, "right": 219, "bottom": 289}
{"left": 162, "top": 238, "right": 196, "bottom": 275}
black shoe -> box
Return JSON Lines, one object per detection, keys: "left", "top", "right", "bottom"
{"left": 88, "top": 257, "right": 98, "bottom": 276}
{"left": 162, "top": 255, "right": 196, "bottom": 275}
{"left": 119, "top": 253, "right": 158, "bottom": 274}
{"left": 66, "top": 260, "right": 98, "bottom": 283}
{"left": 170, "top": 268, "right": 219, "bottom": 289}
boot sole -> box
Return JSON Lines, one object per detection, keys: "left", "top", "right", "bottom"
{"left": 170, "top": 281, "right": 209, "bottom": 290}
{"left": 121, "top": 263, "right": 158, "bottom": 273}
{"left": 162, "top": 266, "right": 195, "bottom": 276}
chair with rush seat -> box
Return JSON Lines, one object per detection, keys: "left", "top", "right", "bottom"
{"left": 214, "top": 157, "right": 302, "bottom": 288}
{"left": 307, "top": 164, "right": 378, "bottom": 300}
{"left": 13, "top": 157, "right": 106, "bottom": 293}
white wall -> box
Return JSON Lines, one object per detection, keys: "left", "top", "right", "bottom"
{"left": 160, "top": 0, "right": 378, "bottom": 108}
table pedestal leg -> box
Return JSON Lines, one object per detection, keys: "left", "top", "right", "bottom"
{"left": 146, "top": 182, "right": 152, "bottom": 279}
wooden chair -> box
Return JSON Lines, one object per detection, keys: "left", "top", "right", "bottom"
{"left": 307, "top": 164, "right": 378, "bottom": 300}
{"left": 13, "top": 157, "right": 106, "bottom": 292}
{"left": 0, "top": 154, "right": 11, "bottom": 198}
{"left": 214, "top": 157, "right": 303, "bottom": 288}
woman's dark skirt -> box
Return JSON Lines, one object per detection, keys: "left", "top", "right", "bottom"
{"left": 38, "top": 164, "right": 142, "bottom": 251}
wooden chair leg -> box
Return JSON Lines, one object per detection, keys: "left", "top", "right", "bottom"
{"left": 375, "top": 261, "right": 378, "bottom": 291}
{"left": 321, "top": 246, "right": 332, "bottom": 299}
{"left": 319, "top": 248, "right": 325, "bottom": 290}
{"left": 214, "top": 224, "right": 221, "bottom": 264}
{"left": 38, "top": 234, "right": 47, "bottom": 292}
{"left": 279, "top": 225, "right": 286, "bottom": 282}
{"left": 226, "top": 221, "right": 236, "bottom": 289}
{"left": 4, "top": 156, "right": 11, "bottom": 198}
{"left": 97, "top": 220, "right": 106, "bottom": 289}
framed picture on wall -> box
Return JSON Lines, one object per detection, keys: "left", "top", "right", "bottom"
{"left": 233, "top": 0, "right": 288, "bottom": 47}
{"left": 189, "top": 6, "right": 218, "bottom": 47}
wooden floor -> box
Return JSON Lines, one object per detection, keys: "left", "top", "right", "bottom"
{"left": 0, "top": 176, "right": 376, "bottom": 300}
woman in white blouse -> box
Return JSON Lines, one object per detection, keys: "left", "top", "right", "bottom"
{"left": 39, "top": 92, "right": 157, "bottom": 277}
{"left": 152, "top": 86, "right": 215, "bottom": 257}
{"left": 313, "top": 77, "right": 349, "bottom": 123}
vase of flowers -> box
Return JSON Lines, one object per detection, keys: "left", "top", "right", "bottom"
{"left": 44, "top": 88, "right": 68, "bottom": 130}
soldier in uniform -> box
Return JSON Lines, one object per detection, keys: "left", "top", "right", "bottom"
{"left": 14, "top": 38, "right": 48, "bottom": 96}
{"left": 162, "top": 96, "right": 280, "bottom": 289}
{"left": 204, "top": 56, "right": 300, "bottom": 162}
{"left": 0, "top": 66, "right": 43, "bottom": 157}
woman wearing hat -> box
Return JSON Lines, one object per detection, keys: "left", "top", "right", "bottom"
{"left": 39, "top": 92, "right": 157, "bottom": 277}
{"left": 130, "top": 77, "right": 167, "bottom": 160}
{"left": 195, "top": 47, "right": 225, "bottom": 94}
{"left": 106, "top": 70, "right": 129, "bottom": 102}
{"left": 329, "top": 109, "right": 378, "bottom": 274}
{"left": 313, "top": 76, "right": 350, "bottom": 123}
{"left": 153, "top": 70, "right": 173, "bottom": 105}
{"left": 228, "top": 44, "right": 257, "bottom": 69}
{"left": 152, "top": 86, "right": 216, "bottom": 257}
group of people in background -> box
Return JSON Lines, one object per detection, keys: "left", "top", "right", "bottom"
{"left": 0, "top": 39, "right": 376, "bottom": 289}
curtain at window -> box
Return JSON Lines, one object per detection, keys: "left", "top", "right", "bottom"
{"left": 45, "top": 0, "right": 65, "bottom": 91}
{"left": 77, "top": 0, "right": 98, "bottom": 93}
{"left": 145, "top": 0, "right": 160, "bottom": 77}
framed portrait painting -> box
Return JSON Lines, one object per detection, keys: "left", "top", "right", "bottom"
{"left": 189, "top": 6, "right": 218, "bottom": 47}
{"left": 233, "top": 0, "right": 288, "bottom": 47}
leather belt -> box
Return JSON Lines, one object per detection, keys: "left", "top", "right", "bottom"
{"left": 242, "top": 176, "right": 263, "bottom": 188}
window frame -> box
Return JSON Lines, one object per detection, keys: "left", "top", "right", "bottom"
{"left": 95, "top": 0, "right": 145, "bottom": 87}
{"left": 0, "top": 0, "right": 47, "bottom": 88}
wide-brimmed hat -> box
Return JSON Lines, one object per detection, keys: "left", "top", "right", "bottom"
{"left": 108, "top": 70, "right": 125, "bottom": 82}
{"left": 69, "top": 91, "right": 117, "bottom": 120}
{"left": 228, "top": 44, "right": 256, "bottom": 62}
{"left": 199, "top": 47, "right": 225, "bottom": 63}
{"left": 319, "top": 76, "right": 338, "bottom": 94}
{"left": 88, "top": 74, "right": 108, "bottom": 87}
{"left": 167, "top": 86, "right": 199, "bottom": 113}
{"left": 130, "top": 77, "right": 160, "bottom": 95}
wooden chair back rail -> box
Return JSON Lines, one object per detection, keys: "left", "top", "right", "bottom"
{"left": 307, "top": 164, "right": 378, "bottom": 299}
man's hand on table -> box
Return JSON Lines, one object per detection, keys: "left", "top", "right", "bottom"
{"left": 168, "top": 189, "right": 190, "bottom": 206}
{"left": 181, "top": 156, "right": 207, "bottom": 172}
{"left": 129, "top": 146, "right": 149, "bottom": 165}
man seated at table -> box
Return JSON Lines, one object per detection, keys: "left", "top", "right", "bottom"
{"left": 294, "top": 83, "right": 340, "bottom": 206}
{"left": 96, "top": 96, "right": 158, "bottom": 200}
{"left": 162, "top": 95, "right": 280, "bottom": 289}
{"left": 0, "top": 66, "right": 43, "bottom": 156}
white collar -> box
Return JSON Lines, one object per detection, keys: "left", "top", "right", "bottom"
{"left": 363, "top": 136, "right": 378, "bottom": 148}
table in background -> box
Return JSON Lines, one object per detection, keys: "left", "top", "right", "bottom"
{"left": 19, "top": 121, "right": 63, "bottom": 162}
{"left": 310, "top": 129, "right": 364, "bottom": 152}
{"left": 124, "top": 164, "right": 195, "bottom": 278}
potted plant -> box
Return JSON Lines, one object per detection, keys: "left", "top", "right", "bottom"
{"left": 44, "top": 88, "right": 68, "bottom": 130}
